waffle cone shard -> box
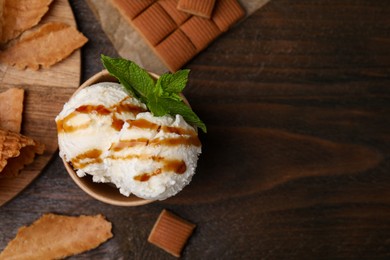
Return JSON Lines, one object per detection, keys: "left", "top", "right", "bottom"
{"left": 0, "top": 22, "right": 88, "bottom": 70}
{"left": 0, "top": 129, "right": 44, "bottom": 176}
{"left": 0, "top": 88, "right": 24, "bottom": 133}
{"left": 0, "top": 0, "right": 53, "bottom": 43}
{"left": 0, "top": 213, "right": 113, "bottom": 259}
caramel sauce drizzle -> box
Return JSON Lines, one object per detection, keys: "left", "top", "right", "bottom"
{"left": 57, "top": 100, "right": 147, "bottom": 133}
{"left": 131, "top": 159, "right": 186, "bottom": 182}
{"left": 106, "top": 153, "right": 187, "bottom": 182}
{"left": 71, "top": 149, "right": 102, "bottom": 169}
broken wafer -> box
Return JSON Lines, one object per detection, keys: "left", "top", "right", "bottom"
{"left": 0, "top": 0, "right": 53, "bottom": 44}
{"left": 177, "top": 0, "right": 216, "bottom": 19}
{"left": 0, "top": 88, "right": 24, "bottom": 133}
{"left": 0, "top": 213, "right": 113, "bottom": 259}
{"left": 148, "top": 209, "right": 196, "bottom": 257}
{"left": 0, "top": 22, "right": 88, "bottom": 70}
{"left": 0, "top": 129, "right": 44, "bottom": 177}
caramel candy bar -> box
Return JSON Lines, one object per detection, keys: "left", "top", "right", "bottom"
{"left": 148, "top": 209, "right": 196, "bottom": 257}
{"left": 177, "top": 0, "right": 216, "bottom": 19}
{"left": 111, "top": 0, "right": 245, "bottom": 72}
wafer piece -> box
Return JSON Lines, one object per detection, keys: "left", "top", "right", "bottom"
{"left": 177, "top": 0, "right": 216, "bottom": 19}
{"left": 0, "top": 22, "right": 88, "bottom": 70}
{"left": 0, "top": 214, "right": 113, "bottom": 259}
{"left": 0, "top": 88, "right": 24, "bottom": 133}
{"left": 0, "top": 0, "right": 53, "bottom": 44}
{"left": 148, "top": 209, "right": 196, "bottom": 257}
{"left": 212, "top": 0, "right": 245, "bottom": 32}
{"left": 0, "top": 129, "right": 44, "bottom": 177}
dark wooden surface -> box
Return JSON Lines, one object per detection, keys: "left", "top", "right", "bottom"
{"left": 1, "top": 0, "right": 390, "bottom": 259}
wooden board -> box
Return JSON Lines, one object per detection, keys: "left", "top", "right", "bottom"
{"left": 0, "top": 0, "right": 81, "bottom": 206}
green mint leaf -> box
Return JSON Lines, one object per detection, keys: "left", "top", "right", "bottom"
{"left": 159, "top": 98, "right": 207, "bottom": 133}
{"left": 101, "top": 55, "right": 154, "bottom": 102}
{"left": 158, "top": 69, "right": 190, "bottom": 93}
{"left": 147, "top": 98, "right": 168, "bottom": 117}
{"left": 101, "top": 55, "right": 207, "bottom": 133}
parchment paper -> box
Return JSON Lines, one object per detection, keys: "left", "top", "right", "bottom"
{"left": 86, "top": 0, "right": 270, "bottom": 74}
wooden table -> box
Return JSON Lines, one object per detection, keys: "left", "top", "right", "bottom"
{"left": 1, "top": 0, "right": 389, "bottom": 258}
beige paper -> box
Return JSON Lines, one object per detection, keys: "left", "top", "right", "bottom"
{"left": 86, "top": 0, "right": 270, "bottom": 74}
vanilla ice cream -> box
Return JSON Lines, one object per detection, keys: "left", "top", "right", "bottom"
{"left": 56, "top": 82, "right": 201, "bottom": 200}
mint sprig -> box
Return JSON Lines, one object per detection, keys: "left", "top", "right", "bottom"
{"left": 101, "top": 55, "right": 207, "bottom": 133}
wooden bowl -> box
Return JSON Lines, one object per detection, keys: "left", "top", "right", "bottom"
{"left": 62, "top": 70, "right": 156, "bottom": 206}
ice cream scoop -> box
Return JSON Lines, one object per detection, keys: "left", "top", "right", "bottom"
{"left": 56, "top": 70, "right": 201, "bottom": 205}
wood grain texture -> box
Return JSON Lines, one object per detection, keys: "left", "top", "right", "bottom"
{"left": 0, "top": 0, "right": 81, "bottom": 206}
{"left": 1, "top": 0, "right": 390, "bottom": 259}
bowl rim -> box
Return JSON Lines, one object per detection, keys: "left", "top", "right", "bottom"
{"left": 62, "top": 69, "right": 158, "bottom": 206}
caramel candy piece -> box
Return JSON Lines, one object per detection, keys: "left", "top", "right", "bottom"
{"left": 148, "top": 209, "right": 196, "bottom": 257}
{"left": 0, "top": 22, "right": 88, "bottom": 70}
{"left": 132, "top": 3, "right": 177, "bottom": 46}
{"left": 212, "top": 0, "right": 245, "bottom": 32}
{"left": 0, "top": 88, "right": 24, "bottom": 133}
{"left": 181, "top": 16, "right": 221, "bottom": 51}
{"left": 154, "top": 29, "right": 196, "bottom": 72}
{"left": 177, "top": 0, "right": 216, "bottom": 19}
{"left": 110, "top": 0, "right": 155, "bottom": 22}
{"left": 158, "top": 0, "right": 190, "bottom": 26}
{"left": 0, "top": 214, "right": 113, "bottom": 259}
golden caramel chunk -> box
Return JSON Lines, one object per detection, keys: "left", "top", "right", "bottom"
{"left": 0, "top": 214, "right": 113, "bottom": 259}
{"left": 0, "top": 88, "right": 24, "bottom": 133}
{"left": 0, "top": 22, "right": 88, "bottom": 70}
{"left": 148, "top": 209, "right": 196, "bottom": 257}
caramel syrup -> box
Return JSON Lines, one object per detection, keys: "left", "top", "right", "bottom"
{"left": 57, "top": 101, "right": 146, "bottom": 133}
{"left": 71, "top": 149, "right": 102, "bottom": 169}
{"left": 133, "top": 159, "right": 187, "bottom": 182}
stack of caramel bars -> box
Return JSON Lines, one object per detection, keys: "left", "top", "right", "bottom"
{"left": 111, "top": 0, "right": 245, "bottom": 72}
